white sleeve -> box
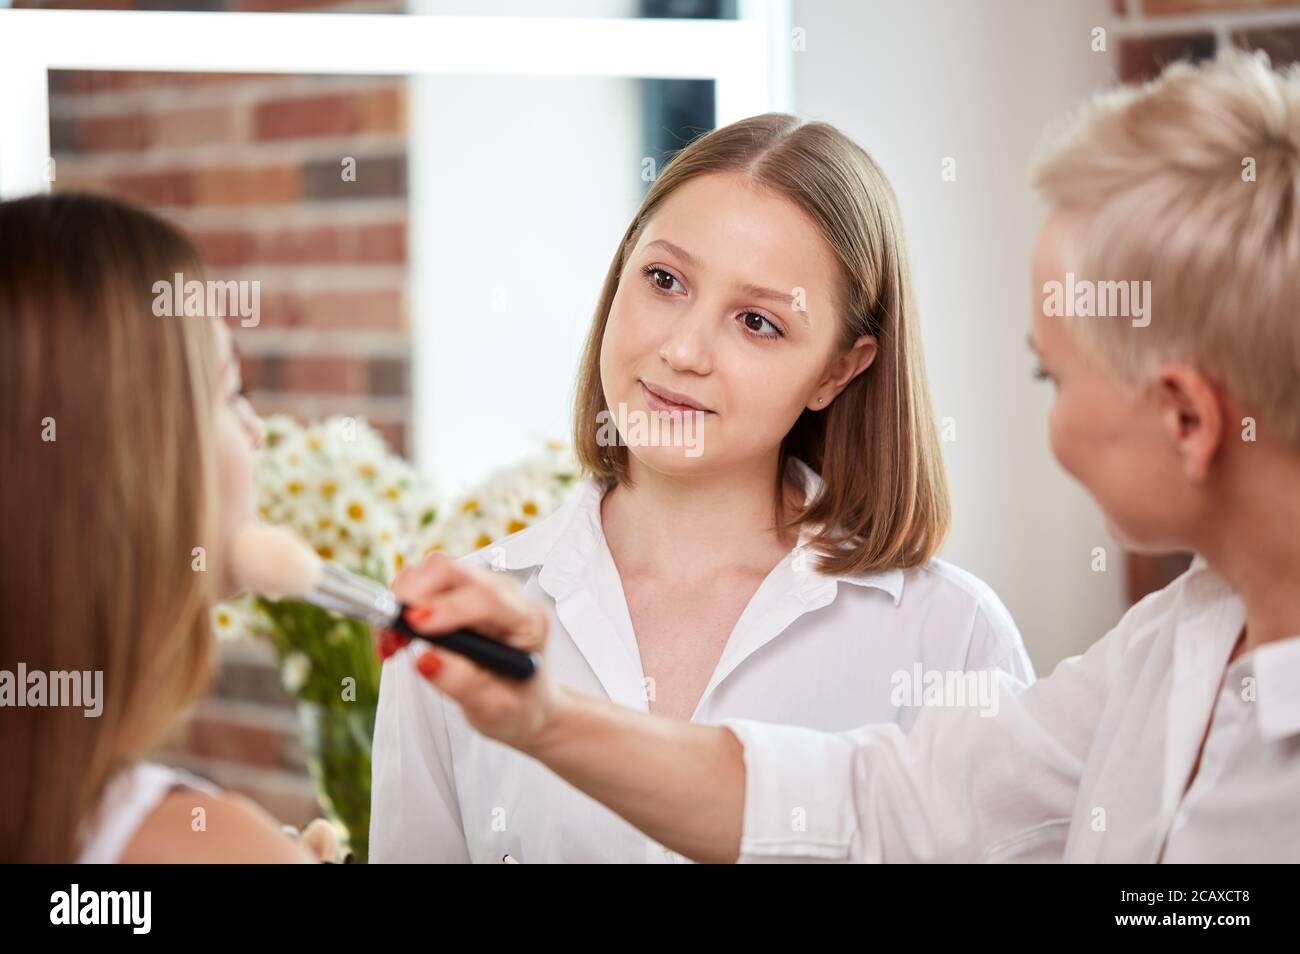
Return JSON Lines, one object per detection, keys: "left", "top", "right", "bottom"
{"left": 722, "top": 623, "right": 1120, "bottom": 863}
{"left": 964, "top": 597, "right": 1037, "bottom": 686}
{"left": 369, "top": 644, "right": 472, "bottom": 863}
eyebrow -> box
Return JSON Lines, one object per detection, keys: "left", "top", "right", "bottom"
{"left": 642, "top": 238, "right": 812, "bottom": 327}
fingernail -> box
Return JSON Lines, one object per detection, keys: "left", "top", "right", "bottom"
{"left": 376, "top": 629, "right": 400, "bottom": 660}
{"left": 416, "top": 652, "right": 442, "bottom": 679}
{"left": 404, "top": 605, "right": 435, "bottom": 626}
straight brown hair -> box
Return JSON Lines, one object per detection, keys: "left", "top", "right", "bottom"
{"left": 572, "top": 114, "right": 950, "bottom": 574}
{"left": 0, "top": 193, "right": 220, "bottom": 862}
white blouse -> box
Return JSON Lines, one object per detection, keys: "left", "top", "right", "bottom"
{"left": 370, "top": 457, "right": 1035, "bottom": 863}
{"left": 724, "top": 556, "right": 1300, "bottom": 863}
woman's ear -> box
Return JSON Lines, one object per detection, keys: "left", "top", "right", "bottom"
{"left": 1155, "top": 363, "right": 1224, "bottom": 482}
{"left": 810, "top": 334, "right": 878, "bottom": 409}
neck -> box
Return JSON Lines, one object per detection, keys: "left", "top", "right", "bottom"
{"left": 600, "top": 451, "right": 801, "bottom": 581}
{"left": 1196, "top": 447, "right": 1300, "bottom": 655}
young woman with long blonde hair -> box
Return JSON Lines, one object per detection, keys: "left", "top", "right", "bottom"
{"left": 0, "top": 193, "right": 314, "bottom": 863}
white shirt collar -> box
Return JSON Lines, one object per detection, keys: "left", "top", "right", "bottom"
{"left": 488, "top": 456, "right": 905, "bottom": 606}
{"left": 1176, "top": 555, "right": 1300, "bottom": 741}
{"left": 1252, "top": 634, "right": 1300, "bottom": 740}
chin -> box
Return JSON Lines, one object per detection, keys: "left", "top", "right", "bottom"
{"left": 627, "top": 443, "right": 711, "bottom": 474}
{"left": 1102, "top": 514, "right": 1179, "bottom": 556}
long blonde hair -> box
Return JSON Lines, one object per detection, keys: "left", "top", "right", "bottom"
{"left": 572, "top": 114, "right": 950, "bottom": 574}
{"left": 0, "top": 193, "right": 221, "bottom": 862}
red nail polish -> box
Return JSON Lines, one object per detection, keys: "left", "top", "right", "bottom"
{"left": 416, "top": 652, "right": 442, "bottom": 679}
{"left": 377, "top": 629, "right": 399, "bottom": 660}
{"left": 405, "top": 605, "right": 435, "bottom": 626}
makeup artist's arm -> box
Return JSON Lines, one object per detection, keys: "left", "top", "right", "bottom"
{"left": 393, "top": 554, "right": 1112, "bottom": 863}
{"left": 529, "top": 687, "right": 745, "bottom": 863}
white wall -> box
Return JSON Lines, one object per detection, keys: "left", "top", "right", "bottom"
{"left": 792, "top": 0, "right": 1121, "bottom": 670}
{"left": 409, "top": 3, "right": 646, "bottom": 497}
{"left": 409, "top": 72, "right": 643, "bottom": 498}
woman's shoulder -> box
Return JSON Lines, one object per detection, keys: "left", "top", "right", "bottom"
{"left": 113, "top": 765, "right": 311, "bottom": 863}
{"left": 122, "top": 787, "right": 312, "bottom": 863}
{"left": 901, "top": 557, "right": 1017, "bottom": 628}
{"left": 896, "top": 558, "right": 1034, "bottom": 680}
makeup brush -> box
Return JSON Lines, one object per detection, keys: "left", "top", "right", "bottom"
{"left": 230, "top": 523, "right": 540, "bottom": 680}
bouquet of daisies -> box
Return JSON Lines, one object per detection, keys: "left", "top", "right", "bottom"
{"left": 415, "top": 439, "right": 581, "bottom": 560}
{"left": 213, "top": 414, "right": 438, "bottom": 698}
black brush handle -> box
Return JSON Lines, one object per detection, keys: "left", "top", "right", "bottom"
{"left": 393, "top": 610, "right": 539, "bottom": 680}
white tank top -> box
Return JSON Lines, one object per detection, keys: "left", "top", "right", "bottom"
{"left": 76, "top": 761, "right": 219, "bottom": 863}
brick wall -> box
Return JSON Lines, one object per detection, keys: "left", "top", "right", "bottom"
{"left": 1111, "top": 0, "right": 1300, "bottom": 602}
{"left": 44, "top": 65, "right": 412, "bottom": 454}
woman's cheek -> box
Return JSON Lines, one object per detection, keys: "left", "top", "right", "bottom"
{"left": 1047, "top": 394, "right": 1085, "bottom": 483}
{"left": 216, "top": 406, "right": 257, "bottom": 534}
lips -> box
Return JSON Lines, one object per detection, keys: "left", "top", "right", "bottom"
{"left": 640, "top": 380, "right": 713, "bottom": 413}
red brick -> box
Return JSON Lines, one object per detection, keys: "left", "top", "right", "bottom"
{"left": 195, "top": 163, "right": 300, "bottom": 206}
{"left": 256, "top": 226, "right": 341, "bottom": 264}
{"left": 300, "top": 287, "right": 405, "bottom": 331}
{"left": 279, "top": 355, "right": 370, "bottom": 394}
{"left": 194, "top": 229, "right": 259, "bottom": 268}
{"left": 302, "top": 155, "right": 406, "bottom": 199}
{"left": 191, "top": 222, "right": 405, "bottom": 267}
{"left": 238, "top": 353, "right": 273, "bottom": 391}
{"left": 254, "top": 87, "right": 405, "bottom": 141}
{"left": 258, "top": 287, "right": 405, "bottom": 331}
{"left": 76, "top": 113, "right": 150, "bottom": 151}
{"left": 107, "top": 168, "right": 197, "bottom": 206}
{"left": 355, "top": 222, "right": 406, "bottom": 262}
{"left": 368, "top": 358, "right": 407, "bottom": 396}
{"left": 181, "top": 709, "right": 290, "bottom": 768}
{"left": 152, "top": 105, "right": 241, "bottom": 148}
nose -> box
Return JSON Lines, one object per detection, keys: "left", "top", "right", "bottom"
{"left": 657, "top": 302, "right": 715, "bottom": 375}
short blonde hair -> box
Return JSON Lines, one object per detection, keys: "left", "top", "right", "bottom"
{"left": 1033, "top": 48, "right": 1300, "bottom": 447}
{"left": 572, "top": 114, "right": 950, "bottom": 574}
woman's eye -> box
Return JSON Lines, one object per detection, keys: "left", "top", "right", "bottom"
{"left": 642, "top": 266, "right": 682, "bottom": 294}
{"left": 740, "top": 312, "right": 783, "bottom": 340}
{"left": 1031, "top": 365, "right": 1053, "bottom": 383}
